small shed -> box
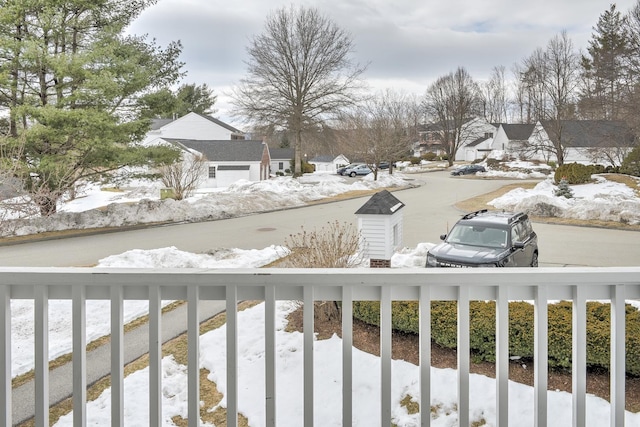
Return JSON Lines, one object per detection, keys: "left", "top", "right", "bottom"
{"left": 354, "top": 190, "right": 405, "bottom": 268}
{"left": 309, "top": 154, "right": 350, "bottom": 173}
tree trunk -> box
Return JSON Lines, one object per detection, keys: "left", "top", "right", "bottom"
{"left": 294, "top": 128, "right": 302, "bottom": 176}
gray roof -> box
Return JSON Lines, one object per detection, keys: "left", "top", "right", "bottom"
{"left": 501, "top": 123, "right": 535, "bottom": 141}
{"left": 270, "top": 148, "right": 294, "bottom": 160}
{"left": 310, "top": 155, "right": 335, "bottom": 163}
{"left": 150, "top": 118, "right": 174, "bottom": 130}
{"left": 540, "top": 120, "right": 635, "bottom": 148}
{"left": 198, "top": 114, "right": 243, "bottom": 134}
{"left": 355, "top": 190, "right": 405, "bottom": 215}
{"left": 166, "top": 139, "right": 267, "bottom": 162}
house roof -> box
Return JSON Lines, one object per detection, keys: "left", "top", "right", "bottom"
{"left": 355, "top": 190, "right": 405, "bottom": 215}
{"left": 270, "top": 148, "right": 294, "bottom": 160}
{"left": 166, "top": 139, "right": 267, "bottom": 162}
{"left": 501, "top": 123, "right": 535, "bottom": 141}
{"left": 150, "top": 118, "right": 174, "bottom": 130}
{"left": 539, "top": 120, "right": 635, "bottom": 148}
{"left": 310, "top": 155, "right": 336, "bottom": 163}
{"left": 466, "top": 137, "right": 489, "bottom": 148}
{"left": 197, "top": 114, "right": 243, "bottom": 134}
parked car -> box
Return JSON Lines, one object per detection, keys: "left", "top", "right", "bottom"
{"left": 337, "top": 163, "right": 362, "bottom": 175}
{"left": 450, "top": 164, "right": 486, "bottom": 176}
{"left": 425, "top": 209, "right": 539, "bottom": 268}
{"left": 343, "top": 164, "right": 372, "bottom": 177}
{"left": 377, "top": 161, "right": 390, "bottom": 170}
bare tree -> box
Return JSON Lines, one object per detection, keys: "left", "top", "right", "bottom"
{"left": 480, "top": 65, "right": 509, "bottom": 123}
{"left": 231, "top": 5, "right": 367, "bottom": 176}
{"left": 423, "top": 67, "right": 483, "bottom": 166}
{"left": 337, "top": 90, "right": 415, "bottom": 179}
{"left": 159, "top": 151, "right": 207, "bottom": 200}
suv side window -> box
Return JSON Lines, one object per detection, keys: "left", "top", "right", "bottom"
{"left": 512, "top": 222, "right": 527, "bottom": 243}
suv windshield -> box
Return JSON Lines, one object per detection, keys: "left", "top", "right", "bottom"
{"left": 446, "top": 224, "right": 507, "bottom": 249}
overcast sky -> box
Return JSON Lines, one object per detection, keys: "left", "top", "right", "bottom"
{"left": 127, "top": 0, "right": 639, "bottom": 123}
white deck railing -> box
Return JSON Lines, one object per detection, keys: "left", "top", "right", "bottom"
{"left": 1, "top": 267, "right": 639, "bottom": 427}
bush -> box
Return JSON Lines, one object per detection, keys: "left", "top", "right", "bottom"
{"left": 421, "top": 152, "right": 438, "bottom": 161}
{"left": 352, "top": 300, "right": 640, "bottom": 375}
{"left": 621, "top": 146, "right": 640, "bottom": 177}
{"left": 554, "top": 163, "right": 594, "bottom": 184}
{"left": 409, "top": 156, "right": 421, "bottom": 165}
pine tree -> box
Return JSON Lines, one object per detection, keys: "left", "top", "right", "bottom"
{"left": 580, "top": 4, "right": 630, "bottom": 120}
{"left": 0, "top": 0, "right": 185, "bottom": 216}
{"left": 554, "top": 178, "right": 574, "bottom": 198}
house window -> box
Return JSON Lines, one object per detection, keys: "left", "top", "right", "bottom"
{"left": 484, "top": 132, "right": 494, "bottom": 138}
{"left": 208, "top": 166, "right": 216, "bottom": 178}
{"left": 278, "top": 162, "right": 284, "bottom": 170}
{"left": 392, "top": 224, "right": 399, "bottom": 247}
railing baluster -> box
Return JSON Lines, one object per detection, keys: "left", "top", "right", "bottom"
{"left": 188, "top": 285, "right": 200, "bottom": 427}
{"left": 458, "top": 285, "right": 470, "bottom": 427}
{"left": 419, "top": 285, "right": 431, "bottom": 427}
{"left": 610, "top": 284, "right": 626, "bottom": 427}
{"left": 380, "top": 286, "right": 392, "bottom": 426}
{"left": 534, "top": 285, "right": 548, "bottom": 427}
{"left": 73, "top": 285, "right": 87, "bottom": 426}
{"left": 496, "top": 285, "right": 509, "bottom": 426}
{"left": 226, "top": 284, "right": 238, "bottom": 427}
{"left": 110, "top": 285, "right": 124, "bottom": 427}
{"left": 265, "top": 285, "right": 276, "bottom": 427}
{"left": 149, "top": 285, "right": 162, "bottom": 427}
{"left": 34, "top": 285, "right": 49, "bottom": 427}
{"left": 342, "top": 286, "right": 353, "bottom": 426}
{"left": 572, "top": 286, "right": 587, "bottom": 427}
{"left": 0, "top": 285, "right": 10, "bottom": 427}
{"left": 303, "top": 285, "right": 314, "bottom": 427}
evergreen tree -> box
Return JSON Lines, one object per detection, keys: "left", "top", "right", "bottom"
{"left": 554, "top": 177, "right": 574, "bottom": 198}
{"left": 580, "top": 4, "right": 630, "bottom": 120}
{"left": 0, "top": 0, "right": 185, "bottom": 216}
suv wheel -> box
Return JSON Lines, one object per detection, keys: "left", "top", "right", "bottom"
{"left": 530, "top": 252, "right": 538, "bottom": 267}
{"left": 349, "top": 171, "right": 356, "bottom": 177}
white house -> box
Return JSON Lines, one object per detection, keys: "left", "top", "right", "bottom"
{"left": 527, "top": 120, "right": 635, "bottom": 166}
{"left": 309, "top": 154, "right": 350, "bottom": 173}
{"left": 269, "top": 148, "right": 294, "bottom": 175}
{"left": 166, "top": 139, "right": 270, "bottom": 189}
{"left": 493, "top": 123, "right": 536, "bottom": 155}
{"left": 414, "top": 118, "right": 498, "bottom": 161}
{"left": 143, "top": 112, "right": 245, "bottom": 145}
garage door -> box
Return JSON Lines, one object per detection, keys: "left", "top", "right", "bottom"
{"left": 217, "top": 165, "right": 251, "bottom": 187}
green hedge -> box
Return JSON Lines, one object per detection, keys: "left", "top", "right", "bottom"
{"left": 352, "top": 300, "right": 640, "bottom": 375}
{"left": 554, "top": 163, "right": 595, "bottom": 184}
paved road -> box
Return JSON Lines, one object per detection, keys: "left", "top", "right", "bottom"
{"left": 0, "top": 170, "right": 638, "bottom": 267}
{"left": 5, "top": 170, "right": 640, "bottom": 423}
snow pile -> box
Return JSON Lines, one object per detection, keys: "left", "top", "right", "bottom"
{"left": 1, "top": 173, "right": 412, "bottom": 238}
{"left": 489, "top": 176, "right": 640, "bottom": 224}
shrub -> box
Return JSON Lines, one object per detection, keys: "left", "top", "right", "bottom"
{"left": 554, "top": 163, "right": 594, "bottom": 184}
{"left": 409, "top": 156, "right": 421, "bottom": 165}
{"left": 621, "top": 146, "right": 640, "bottom": 177}
{"left": 352, "top": 300, "right": 640, "bottom": 375}
{"left": 421, "top": 152, "right": 438, "bottom": 161}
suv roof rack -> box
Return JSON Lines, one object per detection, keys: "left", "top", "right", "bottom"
{"left": 461, "top": 209, "right": 488, "bottom": 220}
{"left": 508, "top": 212, "right": 527, "bottom": 224}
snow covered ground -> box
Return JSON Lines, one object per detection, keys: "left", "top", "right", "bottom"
{"left": 4, "top": 164, "right": 640, "bottom": 425}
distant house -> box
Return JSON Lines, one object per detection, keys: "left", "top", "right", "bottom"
{"left": 165, "top": 139, "right": 270, "bottom": 188}
{"left": 144, "top": 112, "right": 245, "bottom": 144}
{"left": 414, "top": 118, "right": 498, "bottom": 161}
{"left": 309, "top": 154, "right": 350, "bottom": 173}
{"left": 269, "top": 148, "right": 294, "bottom": 174}
{"left": 493, "top": 123, "right": 536, "bottom": 155}
{"left": 529, "top": 120, "right": 635, "bottom": 166}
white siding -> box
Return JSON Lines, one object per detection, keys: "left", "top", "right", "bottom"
{"left": 202, "top": 162, "right": 262, "bottom": 188}
{"left": 146, "top": 112, "right": 239, "bottom": 141}
{"left": 357, "top": 212, "right": 403, "bottom": 260}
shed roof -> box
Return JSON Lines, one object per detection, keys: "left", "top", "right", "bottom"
{"left": 501, "top": 123, "right": 535, "bottom": 141}
{"left": 270, "top": 148, "right": 294, "bottom": 160}
{"left": 355, "top": 190, "right": 404, "bottom": 215}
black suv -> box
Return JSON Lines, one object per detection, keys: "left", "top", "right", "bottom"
{"left": 426, "top": 209, "right": 539, "bottom": 268}
{"left": 450, "top": 164, "right": 486, "bottom": 176}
